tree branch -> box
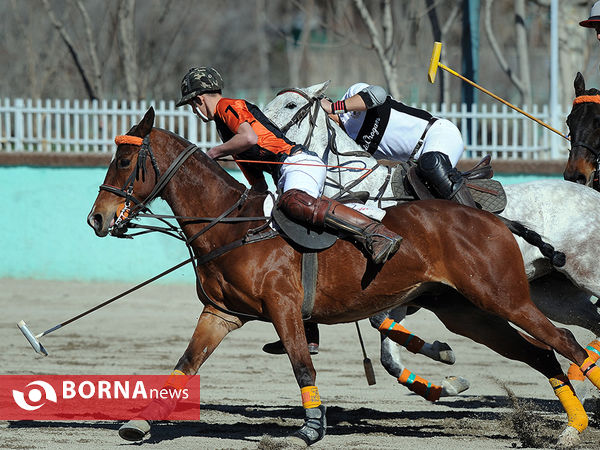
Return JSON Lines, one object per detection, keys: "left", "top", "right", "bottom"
{"left": 483, "top": 0, "right": 525, "bottom": 98}
{"left": 352, "top": 0, "right": 399, "bottom": 98}
{"left": 41, "top": 0, "right": 97, "bottom": 100}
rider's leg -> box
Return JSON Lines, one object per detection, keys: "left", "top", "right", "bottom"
{"left": 263, "top": 322, "right": 319, "bottom": 355}
{"left": 416, "top": 151, "right": 477, "bottom": 207}
{"left": 278, "top": 189, "right": 402, "bottom": 264}
{"left": 277, "top": 151, "right": 400, "bottom": 265}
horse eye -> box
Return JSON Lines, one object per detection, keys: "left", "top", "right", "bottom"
{"left": 119, "top": 158, "right": 131, "bottom": 168}
{"left": 285, "top": 102, "right": 297, "bottom": 109}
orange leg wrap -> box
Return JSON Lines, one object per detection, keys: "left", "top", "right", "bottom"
{"left": 164, "top": 369, "right": 189, "bottom": 391}
{"left": 567, "top": 340, "right": 600, "bottom": 383}
{"left": 301, "top": 386, "right": 321, "bottom": 408}
{"left": 549, "top": 374, "right": 588, "bottom": 433}
{"left": 581, "top": 355, "right": 600, "bottom": 389}
{"left": 397, "top": 368, "right": 442, "bottom": 402}
{"left": 379, "top": 318, "right": 425, "bottom": 353}
{"left": 567, "top": 363, "right": 586, "bottom": 382}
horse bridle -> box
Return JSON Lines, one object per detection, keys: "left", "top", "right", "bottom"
{"left": 570, "top": 95, "right": 600, "bottom": 188}
{"left": 276, "top": 88, "right": 323, "bottom": 150}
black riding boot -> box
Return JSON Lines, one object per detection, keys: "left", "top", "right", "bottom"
{"left": 416, "top": 152, "right": 477, "bottom": 207}
{"left": 263, "top": 322, "right": 320, "bottom": 355}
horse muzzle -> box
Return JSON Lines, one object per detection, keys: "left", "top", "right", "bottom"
{"left": 87, "top": 210, "right": 113, "bottom": 237}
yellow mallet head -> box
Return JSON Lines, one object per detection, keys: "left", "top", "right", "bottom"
{"left": 428, "top": 42, "right": 443, "bottom": 84}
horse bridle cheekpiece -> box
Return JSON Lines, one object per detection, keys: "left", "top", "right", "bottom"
{"left": 276, "top": 88, "right": 324, "bottom": 149}
{"left": 571, "top": 95, "right": 600, "bottom": 189}
{"left": 99, "top": 134, "right": 162, "bottom": 234}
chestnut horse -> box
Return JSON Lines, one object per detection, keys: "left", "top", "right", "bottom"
{"left": 88, "top": 107, "right": 600, "bottom": 447}
{"left": 564, "top": 72, "right": 600, "bottom": 189}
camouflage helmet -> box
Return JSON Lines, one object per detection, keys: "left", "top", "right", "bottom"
{"left": 176, "top": 67, "right": 224, "bottom": 107}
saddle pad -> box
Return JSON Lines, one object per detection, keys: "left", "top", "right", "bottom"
{"left": 390, "top": 161, "right": 415, "bottom": 200}
{"left": 390, "top": 162, "right": 506, "bottom": 214}
{"left": 466, "top": 179, "right": 506, "bottom": 214}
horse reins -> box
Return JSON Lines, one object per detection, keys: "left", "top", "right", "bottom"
{"left": 275, "top": 88, "right": 378, "bottom": 199}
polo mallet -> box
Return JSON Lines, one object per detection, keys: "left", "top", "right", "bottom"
{"left": 17, "top": 255, "right": 194, "bottom": 357}
{"left": 355, "top": 321, "right": 376, "bottom": 385}
{"left": 427, "top": 41, "right": 569, "bottom": 141}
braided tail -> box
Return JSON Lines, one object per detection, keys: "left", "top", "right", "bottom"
{"left": 496, "top": 215, "right": 566, "bottom": 268}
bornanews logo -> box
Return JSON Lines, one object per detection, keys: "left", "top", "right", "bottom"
{"left": 0, "top": 375, "right": 200, "bottom": 420}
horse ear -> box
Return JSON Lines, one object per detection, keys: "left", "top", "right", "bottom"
{"left": 135, "top": 107, "right": 155, "bottom": 137}
{"left": 574, "top": 72, "right": 586, "bottom": 97}
{"left": 306, "top": 81, "right": 331, "bottom": 98}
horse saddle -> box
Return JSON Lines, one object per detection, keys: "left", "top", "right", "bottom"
{"left": 391, "top": 155, "right": 507, "bottom": 214}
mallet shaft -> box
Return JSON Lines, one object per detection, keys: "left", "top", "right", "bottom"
{"left": 34, "top": 255, "right": 194, "bottom": 339}
{"left": 438, "top": 62, "right": 569, "bottom": 140}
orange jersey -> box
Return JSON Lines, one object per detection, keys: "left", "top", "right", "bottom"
{"left": 214, "top": 98, "right": 301, "bottom": 185}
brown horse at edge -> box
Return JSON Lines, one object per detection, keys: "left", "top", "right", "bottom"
{"left": 88, "top": 108, "right": 600, "bottom": 446}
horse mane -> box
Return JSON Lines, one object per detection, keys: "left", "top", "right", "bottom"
{"left": 152, "top": 127, "right": 246, "bottom": 191}
{"left": 586, "top": 88, "right": 600, "bottom": 96}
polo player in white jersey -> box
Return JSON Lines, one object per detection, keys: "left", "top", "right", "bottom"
{"left": 322, "top": 82, "right": 476, "bottom": 207}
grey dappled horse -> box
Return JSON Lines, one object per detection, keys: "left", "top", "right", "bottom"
{"left": 263, "top": 82, "right": 600, "bottom": 408}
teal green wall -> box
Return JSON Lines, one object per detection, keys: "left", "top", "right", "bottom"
{"left": 1, "top": 167, "right": 560, "bottom": 284}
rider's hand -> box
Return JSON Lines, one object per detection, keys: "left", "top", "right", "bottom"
{"left": 320, "top": 98, "right": 333, "bottom": 114}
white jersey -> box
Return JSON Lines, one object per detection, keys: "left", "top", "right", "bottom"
{"left": 338, "top": 83, "right": 464, "bottom": 166}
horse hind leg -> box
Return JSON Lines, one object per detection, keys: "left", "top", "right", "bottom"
{"left": 419, "top": 294, "right": 588, "bottom": 442}
{"left": 498, "top": 293, "right": 600, "bottom": 395}
{"left": 118, "top": 306, "right": 243, "bottom": 442}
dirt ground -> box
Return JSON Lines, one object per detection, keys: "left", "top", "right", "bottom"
{"left": 2, "top": 278, "right": 600, "bottom": 449}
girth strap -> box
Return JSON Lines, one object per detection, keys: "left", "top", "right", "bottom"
{"left": 301, "top": 252, "right": 318, "bottom": 320}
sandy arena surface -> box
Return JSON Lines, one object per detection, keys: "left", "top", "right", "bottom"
{"left": 2, "top": 278, "right": 600, "bottom": 449}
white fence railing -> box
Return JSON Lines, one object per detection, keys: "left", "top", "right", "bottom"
{"left": 0, "top": 98, "right": 571, "bottom": 160}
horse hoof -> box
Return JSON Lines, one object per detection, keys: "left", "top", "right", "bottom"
{"left": 556, "top": 426, "right": 580, "bottom": 448}
{"left": 440, "top": 376, "right": 470, "bottom": 397}
{"left": 432, "top": 341, "right": 455, "bottom": 365}
{"left": 118, "top": 420, "right": 151, "bottom": 441}
{"left": 291, "top": 405, "right": 326, "bottom": 446}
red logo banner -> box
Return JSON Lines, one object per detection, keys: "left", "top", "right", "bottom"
{"left": 0, "top": 375, "right": 200, "bottom": 420}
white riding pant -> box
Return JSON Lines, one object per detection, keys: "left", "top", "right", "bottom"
{"left": 277, "top": 152, "right": 326, "bottom": 199}
{"left": 417, "top": 118, "right": 464, "bottom": 167}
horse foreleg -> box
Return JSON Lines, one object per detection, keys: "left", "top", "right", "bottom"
{"left": 371, "top": 310, "right": 469, "bottom": 402}
{"left": 420, "top": 295, "right": 588, "bottom": 442}
{"left": 266, "top": 303, "right": 326, "bottom": 447}
{"left": 118, "top": 306, "right": 243, "bottom": 442}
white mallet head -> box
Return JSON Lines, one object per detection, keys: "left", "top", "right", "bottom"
{"left": 17, "top": 320, "right": 48, "bottom": 356}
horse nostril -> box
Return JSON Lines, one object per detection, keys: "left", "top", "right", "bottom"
{"left": 87, "top": 213, "right": 103, "bottom": 231}
{"left": 576, "top": 175, "right": 587, "bottom": 185}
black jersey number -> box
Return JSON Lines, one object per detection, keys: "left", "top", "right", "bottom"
{"left": 225, "top": 105, "right": 239, "bottom": 119}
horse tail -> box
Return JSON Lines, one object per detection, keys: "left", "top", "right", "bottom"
{"left": 496, "top": 215, "right": 566, "bottom": 268}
